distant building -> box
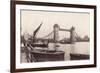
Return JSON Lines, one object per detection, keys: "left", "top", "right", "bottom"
{"left": 83, "top": 35, "right": 89, "bottom": 41}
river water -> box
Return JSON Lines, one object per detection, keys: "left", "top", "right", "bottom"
{"left": 21, "top": 42, "right": 89, "bottom": 62}
{"left": 48, "top": 42, "right": 89, "bottom": 60}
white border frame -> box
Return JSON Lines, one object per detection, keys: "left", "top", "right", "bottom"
{"left": 16, "top": 4, "right": 94, "bottom": 69}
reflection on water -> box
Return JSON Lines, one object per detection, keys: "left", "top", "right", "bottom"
{"left": 48, "top": 42, "right": 89, "bottom": 60}
{"left": 21, "top": 42, "right": 89, "bottom": 62}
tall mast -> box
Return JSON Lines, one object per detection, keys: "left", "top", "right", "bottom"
{"left": 33, "top": 22, "right": 43, "bottom": 39}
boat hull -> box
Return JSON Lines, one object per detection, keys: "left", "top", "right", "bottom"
{"left": 30, "top": 49, "right": 64, "bottom": 62}
{"left": 70, "top": 53, "right": 89, "bottom": 60}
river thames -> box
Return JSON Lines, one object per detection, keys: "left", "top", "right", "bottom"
{"left": 21, "top": 42, "right": 89, "bottom": 62}
{"left": 48, "top": 42, "right": 89, "bottom": 60}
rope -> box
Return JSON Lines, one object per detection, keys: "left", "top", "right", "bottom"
{"left": 41, "top": 31, "right": 54, "bottom": 39}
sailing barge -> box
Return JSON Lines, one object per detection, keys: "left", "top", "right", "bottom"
{"left": 30, "top": 49, "right": 64, "bottom": 62}
{"left": 23, "top": 23, "right": 65, "bottom": 62}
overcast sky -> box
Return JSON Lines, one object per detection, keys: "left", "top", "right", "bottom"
{"left": 21, "top": 10, "right": 90, "bottom": 40}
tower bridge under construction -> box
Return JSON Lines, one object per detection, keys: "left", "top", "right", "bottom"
{"left": 36, "top": 24, "right": 81, "bottom": 44}
{"left": 21, "top": 23, "right": 89, "bottom": 63}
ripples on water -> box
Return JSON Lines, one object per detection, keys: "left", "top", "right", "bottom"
{"left": 48, "top": 42, "right": 89, "bottom": 60}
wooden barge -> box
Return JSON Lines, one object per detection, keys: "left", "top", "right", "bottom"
{"left": 30, "top": 49, "right": 64, "bottom": 62}
{"left": 70, "top": 53, "right": 89, "bottom": 60}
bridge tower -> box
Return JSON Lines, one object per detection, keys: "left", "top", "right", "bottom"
{"left": 70, "top": 26, "right": 75, "bottom": 44}
{"left": 53, "top": 24, "right": 60, "bottom": 51}
{"left": 53, "top": 24, "right": 59, "bottom": 43}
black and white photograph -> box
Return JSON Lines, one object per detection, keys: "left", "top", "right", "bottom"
{"left": 11, "top": 1, "right": 96, "bottom": 72}
{"left": 21, "top": 10, "right": 90, "bottom": 63}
